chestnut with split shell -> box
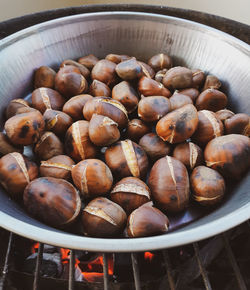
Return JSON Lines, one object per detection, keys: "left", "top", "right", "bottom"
{"left": 5, "top": 99, "right": 31, "bottom": 120}
{"left": 148, "top": 53, "right": 172, "bottom": 72}
{"left": 91, "top": 59, "right": 117, "bottom": 86}
{"left": 224, "top": 113, "right": 250, "bottom": 136}
{"left": 138, "top": 76, "right": 171, "bottom": 97}
{"left": 89, "top": 80, "right": 111, "bottom": 98}
{"left": 126, "top": 119, "right": 151, "bottom": 142}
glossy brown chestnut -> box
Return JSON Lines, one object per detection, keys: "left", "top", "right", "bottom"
{"left": 40, "top": 155, "right": 75, "bottom": 180}
{"left": 138, "top": 96, "right": 171, "bottom": 122}
{"left": 126, "top": 119, "right": 151, "bottom": 142}
{"left": 202, "top": 75, "right": 221, "bottom": 91}
{"left": 191, "top": 69, "right": 205, "bottom": 88}
{"left": 105, "top": 140, "right": 149, "bottom": 179}
{"left": 138, "top": 76, "right": 171, "bottom": 97}
{"left": 139, "top": 133, "right": 172, "bottom": 161}
{"left": 215, "top": 109, "right": 235, "bottom": 123}
{"left": 192, "top": 110, "right": 224, "bottom": 147}
{"left": 4, "top": 110, "right": 45, "bottom": 145}
{"left": 105, "top": 54, "right": 131, "bottom": 63}
{"left": 115, "top": 58, "right": 142, "bottom": 80}
{"left": 112, "top": 81, "right": 139, "bottom": 113}
{"left": 0, "top": 152, "right": 38, "bottom": 198}
{"left": 78, "top": 54, "right": 99, "bottom": 70}
{"left": 195, "top": 89, "right": 228, "bottom": 112}
{"left": 148, "top": 53, "right": 173, "bottom": 71}
{"left": 0, "top": 133, "right": 23, "bottom": 156}
{"left": 34, "top": 66, "right": 56, "bottom": 89}
{"left": 156, "top": 104, "right": 198, "bottom": 144}
{"left": 163, "top": 66, "right": 193, "bottom": 90}
{"left": 83, "top": 97, "right": 128, "bottom": 129}
{"left": 204, "top": 134, "right": 250, "bottom": 179}
{"left": 34, "top": 131, "right": 64, "bottom": 160}
{"left": 169, "top": 92, "right": 193, "bottom": 111}
{"left": 127, "top": 202, "right": 169, "bottom": 238}
{"left": 178, "top": 88, "right": 200, "bottom": 102}
{"left": 65, "top": 120, "right": 97, "bottom": 162}
{"left": 224, "top": 113, "right": 250, "bottom": 136}
{"left": 111, "top": 177, "right": 151, "bottom": 214}
{"left": 72, "top": 159, "right": 113, "bottom": 199}
{"left": 60, "top": 59, "right": 90, "bottom": 78}
{"left": 62, "top": 94, "right": 93, "bottom": 121}
{"left": 89, "top": 80, "right": 111, "bottom": 98}
{"left": 138, "top": 61, "right": 155, "bottom": 79}
{"left": 191, "top": 166, "right": 225, "bottom": 206}
{"left": 154, "top": 69, "right": 167, "bottom": 83}
{"left": 173, "top": 142, "right": 203, "bottom": 170}
{"left": 91, "top": 59, "right": 117, "bottom": 86}
{"left": 89, "top": 114, "right": 120, "bottom": 146}
{"left": 148, "top": 156, "right": 190, "bottom": 212}
{"left": 5, "top": 99, "right": 31, "bottom": 120}
{"left": 81, "top": 197, "right": 127, "bottom": 237}
{"left": 31, "top": 87, "right": 65, "bottom": 114}
{"left": 23, "top": 177, "right": 81, "bottom": 227}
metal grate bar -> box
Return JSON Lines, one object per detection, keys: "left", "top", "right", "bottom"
{"left": 193, "top": 242, "right": 212, "bottom": 290}
{"left": 103, "top": 253, "right": 109, "bottom": 290}
{"left": 163, "top": 250, "right": 175, "bottom": 290}
{"left": 69, "top": 250, "right": 75, "bottom": 290}
{"left": 222, "top": 233, "right": 247, "bottom": 290}
{"left": 131, "top": 253, "right": 141, "bottom": 290}
{"left": 33, "top": 243, "right": 44, "bottom": 290}
{"left": 0, "top": 232, "right": 13, "bottom": 290}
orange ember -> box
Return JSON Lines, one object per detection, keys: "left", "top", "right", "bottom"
{"left": 31, "top": 242, "right": 40, "bottom": 254}
{"left": 144, "top": 251, "right": 154, "bottom": 261}
{"left": 61, "top": 248, "right": 70, "bottom": 264}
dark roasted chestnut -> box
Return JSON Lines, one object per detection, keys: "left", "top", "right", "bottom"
{"left": 60, "top": 59, "right": 90, "bottom": 79}
{"left": 5, "top": 99, "right": 31, "bottom": 119}
{"left": 115, "top": 58, "right": 142, "bottom": 80}
{"left": 195, "top": 89, "right": 228, "bottom": 112}
{"left": 0, "top": 132, "right": 23, "bottom": 156}
{"left": 178, "top": 88, "right": 200, "bottom": 102}
{"left": 224, "top": 113, "right": 250, "bottom": 136}
{"left": 191, "top": 69, "right": 205, "bottom": 88}
{"left": 215, "top": 109, "right": 235, "bottom": 123}
{"left": 169, "top": 92, "right": 193, "bottom": 111}
{"left": 89, "top": 80, "right": 111, "bottom": 98}
{"left": 105, "top": 54, "right": 131, "bottom": 63}
{"left": 126, "top": 119, "right": 151, "bottom": 142}
{"left": 148, "top": 53, "right": 172, "bottom": 71}
{"left": 91, "top": 59, "right": 117, "bottom": 86}
{"left": 163, "top": 66, "right": 193, "bottom": 90}
{"left": 78, "top": 54, "right": 99, "bottom": 69}
{"left": 154, "top": 69, "right": 167, "bottom": 83}
{"left": 138, "top": 61, "right": 155, "bottom": 79}
{"left": 138, "top": 76, "right": 171, "bottom": 97}
{"left": 34, "top": 66, "right": 56, "bottom": 89}
{"left": 202, "top": 75, "right": 221, "bottom": 91}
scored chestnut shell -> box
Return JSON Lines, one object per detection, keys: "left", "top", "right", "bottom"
{"left": 91, "top": 59, "right": 117, "bottom": 86}
{"left": 215, "top": 109, "right": 235, "bottom": 123}
{"left": 115, "top": 58, "right": 142, "bottom": 80}
{"left": 111, "top": 177, "right": 151, "bottom": 214}
{"left": 105, "top": 140, "right": 149, "bottom": 179}
{"left": 34, "top": 66, "right": 56, "bottom": 89}
{"left": 163, "top": 66, "right": 193, "bottom": 90}
{"left": 169, "top": 92, "right": 193, "bottom": 111}
{"left": 0, "top": 152, "right": 38, "bottom": 198}
{"left": 191, "top": 69, "right": 205, "bottom": 88}
{"left": 5, "top": 99, "right": 31, "bottom": 120}
{"left": 155, "top": 69, "right": 167, "bottom": 83}
{"left": 82, "top": 197, "right": 127, "bottom": 237}
{"left": 127, "top": 202, "right": 169, "bottom": 238}
{"left": 4, "top": 110, "right": 45, "bottom": 145}
{"left": 195, "top": 89, "right": 228, "bottom": 112}
{"left": 204, "top": 134, "right": 250, "bottom": 179}
{"left": 0, "top": 133, "right": 23, "bottom": 156}
{"left": 72, "top": 159, "right": 113, "bottom": 199}
{"left": 148, "top": 53, "right": 173, "bottom": 71}
{"left": 78, "top": 54, "right": 99, "bottom": 70}
{"left": 23, "top": 177, "right": 81, "bottom": 227}
{"left": 138, "top": 61, "right": 155, "bottom": 79}
{"left": 202, "top": 75, "right": 221, "bottom": 91}
{"left": 224, "top": 113, "right": 250, "bottom": 136}
{"left": 138, "top": 76, "right": 171, "bottom": 97}
{"left": 191, "top": 166, "right": 225, "bottom": 206}
{"left": 60, "top": 59, "right": 90, "bottom": 79}
{"left": 148, "top": 156, "right": 190, "bottom": 213}
{"left": 39, "top": 155, "right": 75, "bottom": 180}
{"left": 126, "top": 119, "right": 151, "bottom": 142}
{"left": 89, "top": 114, "right": 120, "bottom": 146}
{"left": 156, "top": 104, "right": 198, "bottom": 144}
{"left": 89, "top": 80, "right": 111, "bottom": 98}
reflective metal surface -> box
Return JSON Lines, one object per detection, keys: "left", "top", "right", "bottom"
{"left": 0, "top": 12, "right": 249, "bottom": 251}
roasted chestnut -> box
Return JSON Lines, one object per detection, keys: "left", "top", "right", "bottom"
{"left": 178, "top": 88, "right": 200, "bottom": 102}
{"left": 127, "top": 202, "right": 169, "bottom": 238}
{"left": 0, "top": 132, "right": 23, "bottom": 156}
{"left": 154, "top": 69, "right": 167, "bottom": 83}
{"left": 5, "top": 99, "right": 31, "bottom": 119}
{"left": 34, "top": 66, "right": 56, "bottom": 89}
{"left": 89, "top": 114, "right": 120, "bottom": 146}
{"left": 195, "top": 89, "right": 228, "bottom": 112}
{"left": 65, "top": 120, "right": 97, "bottom": 162}
{"left": 202, "top": 75, "right": 221, "bottom": 91}
{"left": 40, "top": 155, "right": 75, "bottom": 180}
{"left": 81, "top": 197, "right": 127, "bottom": 237}
{"left": 163, "top": 66, "right": 193, "bottom": 90}
{"left": 126, "top": 119, "right": 151, "bottom": 142}
{"left": 148, "top": 53, "right": 172, "bottom": 71}
{"left": 138, "top": 61, "right": 155, "bottom": 79}
{"left": 72, "top": 159, "right": 113, "bottom": 199}
{"left": 169, "top": 92, "right": 193, "bottom": 111}
{"left": 60, "top": 59, "right": 90, "bottom": 79}
{"left": 204, "top": 134, "right": 250, "bottom": 179}
{"left": 105, "top": 54, "right": 131, "bottom": 64}
{"left": 173, "top": 142, "right": 203, "bottom": 170}
{"left": 89, "top": 80, "right": 111, "bottom": 98}
{"left": 138, "top": 76, "right": 171, "bottom": 97}
{"left": 78, "top": 54, "right": 99, "bottom": 69}
{"left": 224, "top": 113, "right": 250, "bottom": 136}
{"left": 105, "top": 140, "right": 149, "bottom": 179}
{"left": 115, "top": 58, "right": 142, "bottom": 80}
{"left": 91, "top": 59, "right": 117, "bottom": 86}
{"left": 156, "top": 104, "right": 198, "bottom": 144}
{"left": 23, "top": 177, "right": 81, "bottom": 227}
{"left": 4, "top": 110, "right": 45, "bottom": 145}
{"left": 191, "top": 69, "right": 205, "bottom": 88}
{"left": 148, "top": 156, "right": 190, "bottom": 212}
{"left": 111, "top": 177, "right": 151, "bottom": 214}
{"left": 0, "top": 152, "right": 38, "bottom": 198}
{"left": 215, "top": 109, "right": 235, "bottom": 123}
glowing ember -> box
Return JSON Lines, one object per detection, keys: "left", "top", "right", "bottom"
{"left": 60, "top": 248, "right": 70, "bottom": 264}
{"left": 31, "top": 242, "right": 40, "bottom": 254}
{"left": 144, "top": 251, "right": 154, "bottom": 261}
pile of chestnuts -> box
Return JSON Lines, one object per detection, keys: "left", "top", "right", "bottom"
{"left": 0, "top": 52, "right": 249, "bottom": 239}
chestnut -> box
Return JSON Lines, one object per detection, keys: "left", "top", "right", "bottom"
{"left": 138, "top": 96, "right": 171, "bottom": 122}
{"left": 192, "top": 110, "right": 224, "bottom": 147}
{"left": 5, "top": 98, "right": 31, "bottom": 119}
{"left": 40, "top": 155, "right": 75, "bottom": 180}
{"left": 105, "top": 140, "right": 149, "bottom": 179}
{"left": 191, "top": 166, "right": 225, "bottom": 206}
{"left": 60, "top": 59, "right": 90, "bottom": 79}
{"left": 148, "top": 156, "right": 190, "bottom": 213}
{"left": 195, "top": 89, "right": 228, "bottom": 112}
{"left": 110, "top": 177, "right": 151, "bottom": 214}
{"left": 0, "top": 132, "right": 23, "bottom": 156}
{"left": 154, "top": 69, "right": 167, "bottom": 83}
{"left": 34, "top": 131, "right": 64, "bottom": 160}
{"left": 23, "top": 177, "right": 81, "bottom": 227}
{"left": 127, "top": 202, "right": 169, "bottom": 238}
{"left": 163, "top": 66, "right": 193, "bottom": 90}
{"left": 89, "top": 80, "right": 111, "bottom": 98}
{"left": 148, "top": 53, "right": 172, "bottom": 71}
{"left": 156, "top": 104, "right": 198, "bottom": 144}
{"left": 178, "top": 88, "right": 200, "bottom": 102}
{"left": 55, "top": 66, "right": 88, "bottom": 98}
{"left": 224, "top": 113, "right": 250, "bottom": 136}
{"left": 138, "top": 76, "right": 171, "bottom": 97}
{"left": 112, "top": 81, "right": 139, "bottom": 113}
{"left": 65, "top": 120, "right": 97, "bottom": 162}
{"left": 138, "top": 61, "right": 155, "bottom": 79}
{"left": 215, "top": 109, "right": 235, "bottom": 123}
{"left": 72, "top": 159, "right": 113, "bottom": 199}
{"left": 126, "top": 119, "right": 151, "bottom": 142}
{"left": 202, "top": 75, "right": 221, "bottom": 91}
{"left": 34, "top": 66, "right": 56, "bottom": 89}
{"left": 105, "top": 54, "right": 131, "bottom": 64}
{"left": 115, "top": 58, "right": 142, "bottom": 80}
{"left": 82, "top": 197, "right": 127, "bottom": 237}
{"left": 0, "top": 152, "right": 38, "bottom": 198}
{"left": 139, "top": 133, "right": 172, "bottom": 161}
{"left": 31, "top": 87, "right": 65, "bottom": 113}
{"left": 204, "top": 134, "right": 250, "bottom": 179}
{"left": 4, "top": 110, "right": 45, "bottom": 145}
{"left": 169, "top": 92, "right": 193, "bottom": 111}
{"left": 89, "top": 114, "right": 120, "bottom": 146}
{"left": 91, "top": 59, "right": 117, "bottom": 86}
{"left": 173, "top": 142, "right": 203, "bottom": 170}
{"left": 83, "top": 97, "right": 128, "bottom": 129}
{"left": 62, "top": 94, "right": 93, "bottom": 121}
{"left": 78, "top": 54, "right": 99, "bottom": 70}
{"left": 191, "top": 69, "right": 205, "bottom": 88}
{"left": 43, "top": 109, "right": 73, "bottom": 137}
